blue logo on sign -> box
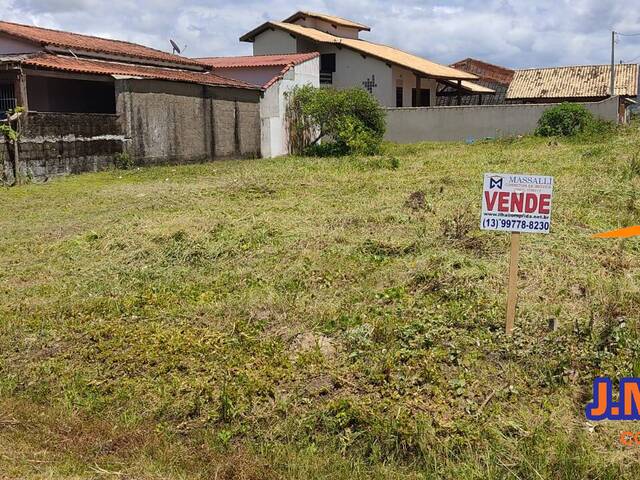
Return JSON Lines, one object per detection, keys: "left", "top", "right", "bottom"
{"left": 490, "top": 177, "right": 503, "bottom": 189}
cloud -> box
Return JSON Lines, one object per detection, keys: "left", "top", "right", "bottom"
{"left": 3, "top": 0, "right": 640, "bottom": 67}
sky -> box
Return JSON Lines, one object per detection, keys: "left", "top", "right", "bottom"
{"left": 1, "top": 0, "right": 640, "bottom": 68}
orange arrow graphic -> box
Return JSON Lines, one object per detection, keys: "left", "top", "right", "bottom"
{"left": 593, "top": 225, "right": 640, "bottom": 238}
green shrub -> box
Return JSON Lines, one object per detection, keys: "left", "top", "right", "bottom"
{"left": 535, "top": 103, "right": 595, "bottom": 137}
{"left": 285, "top": 86, "right": 386, "bottom": 156}
{"left": 114, "top": 152, "right": 134, "bottom": 170}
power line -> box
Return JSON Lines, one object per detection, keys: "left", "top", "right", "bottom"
{"left": 617, "top": 31, "right": 640, "bottom": 37}
{"left": 621, "top": 53, "right": 640, "bottom": 63}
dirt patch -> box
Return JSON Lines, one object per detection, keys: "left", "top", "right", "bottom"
{"left": 405, "top": 190, "right": 427, "bottom": 211}
{"left": 290, "top": 332, "right": 338, "bottom": 360}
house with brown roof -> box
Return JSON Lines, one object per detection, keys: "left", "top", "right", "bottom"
{"left": 437, "top": 58, "right": 514, "bottom": 106}
{"left": 0, "top": 20, "right": 263, "bottom": 182}
{"left": 506, "top": 64, "right": 639, "bottom": 122}
{"left": 239, "top": 11, "right": 492, "bottom": 109}
{"left": 198, "top": 52, "right": 320, "bottom": 158}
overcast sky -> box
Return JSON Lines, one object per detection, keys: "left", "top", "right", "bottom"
{"left": 1, "top": 0, "right": 640, "bottom": 68}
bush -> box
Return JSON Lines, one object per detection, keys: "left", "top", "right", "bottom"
{"left": 535, "top": 103, "right": 595, "bottom": 137}
{"left": 285, "top": 86, "right": 386, "bottom": 156}
{"left": 114, "top": 152, "right": 134, "bottom": 170}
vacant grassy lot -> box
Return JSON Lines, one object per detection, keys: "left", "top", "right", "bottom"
{"left": 1, "top": 125, "right": 639, "bottom": 479}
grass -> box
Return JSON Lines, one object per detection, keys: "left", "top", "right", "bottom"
{"left": 1, "top": 124, "right": 640, "bottom": 478}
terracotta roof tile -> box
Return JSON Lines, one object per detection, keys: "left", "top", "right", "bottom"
{"left": 450, "top": 58, "right": 514, "bottom": 85}
{"left": 197, "top": 52, "right": 319, "bottom": 69}
{"left": 283, "top": 11, "right": 370, "bottom": 31}
{"left": 0, "top": 20, "right": 203, "bottom": 68}
{"left": 240, "top": 22, "right": 477, "bottom": 81}
{"left": 19, "top": 53, "right": 261, "bottom": 89}
{"left": 507, "top": 64, "right": 639, "bottom": 99}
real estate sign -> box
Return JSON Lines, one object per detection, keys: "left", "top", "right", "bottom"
{"left": 481, "top": 173, "right": 554, "bottom": 234}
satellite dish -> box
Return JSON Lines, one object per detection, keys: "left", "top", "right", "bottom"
{"left": 170, "top": 39, "right": 181, "bottom": 55}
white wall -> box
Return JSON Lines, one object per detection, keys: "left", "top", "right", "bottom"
{"left": 253, "top": 29, "right": 440, "bottom": 108}
{"left": 260, "top": 56, "right": 320, "bottom": 157}
{"left": 384, "top": 96, "right": 621, "bottom": 143}
{"left": 392, "top": 66, "right": 437, "bottom": 107}
{"left": 0, "top": 33, "right": 40, "bottom": 54}
{"left": 298, "top": 42, "right": 394, "bottom": 106}
{"left": 291, "top": 17, "right": 360, "bottom": 39}
{"left": 253, "top": 29, "right": 297, "bottom": 55}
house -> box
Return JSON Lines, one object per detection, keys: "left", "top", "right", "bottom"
{"left": 506, "top": 64, "right": 639, "bottom": 122}
{"left": 437, "top": 58, "right": 514, "bottom": 106}
{"left": 239, "top": 11, "right": 491, "bottom": 108}
{"left": 198, "top": 52, "right": 320, "bottom": 158}
{"left": 0, "top": 20, "right": 263, "bottom": 182}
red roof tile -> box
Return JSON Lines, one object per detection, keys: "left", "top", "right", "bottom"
{"left": 19, "top": 54, "right": 261, "bottom": 90}
{"left": 450, "top": 58, "right": 514, "bottom": 85}
{"left": 197, "top": 52, "right": 319, "bottom": 69}
{"left": 0, "top": 20, "right": 203, "bottom": 68}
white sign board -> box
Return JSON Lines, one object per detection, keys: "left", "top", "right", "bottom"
{"left": 481, "top": 173, "right": 554, "bottom": 234}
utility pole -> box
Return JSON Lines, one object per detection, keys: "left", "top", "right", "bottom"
{"left": 610, "top": 31, "right": 616, "bottom": 96}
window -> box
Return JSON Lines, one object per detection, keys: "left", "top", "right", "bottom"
{"left": 0, "top": 82, "right": 16, "bottom": 118}
{"left": 320, "top": 53, "right": 336, "bottom": 84}
{"left": 411, "top": 88, "right": 431, "bottom": 107}
{"left": 396, "top": 87, "right": 403, "bottom": 107}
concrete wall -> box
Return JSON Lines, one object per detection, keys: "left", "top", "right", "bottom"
{"left": 1, "top": 112, "right": 124, "bottom": 183}
{"left": 116, "top": 79, "right": 261, "bottom": 165}
{"left": 260, "top": 57, "right": 319, "bottom": 158}
{"left": 384, "top": 96, "right": 621, "bottom": 143}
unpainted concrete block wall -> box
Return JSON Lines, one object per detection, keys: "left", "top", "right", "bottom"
{"left": 1, "top": 112, "right": 124, "bottom": 183}
{"left": 117, "top": 79, "right": 261, "bottom": 165}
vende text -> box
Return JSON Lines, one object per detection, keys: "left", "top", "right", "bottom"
{"left": 484, "top": 192, "right": 552, "bottom": 215}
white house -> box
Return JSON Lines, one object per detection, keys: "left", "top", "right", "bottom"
{"left": 239, "top": 11, "right": 491, "bottom": 109}
{"left": 199, "top": 52, "right": 319, "bottom": 158}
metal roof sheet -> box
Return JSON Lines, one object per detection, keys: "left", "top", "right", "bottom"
{"left": 506, "top": 64, "right": 639, "bottom": 99}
